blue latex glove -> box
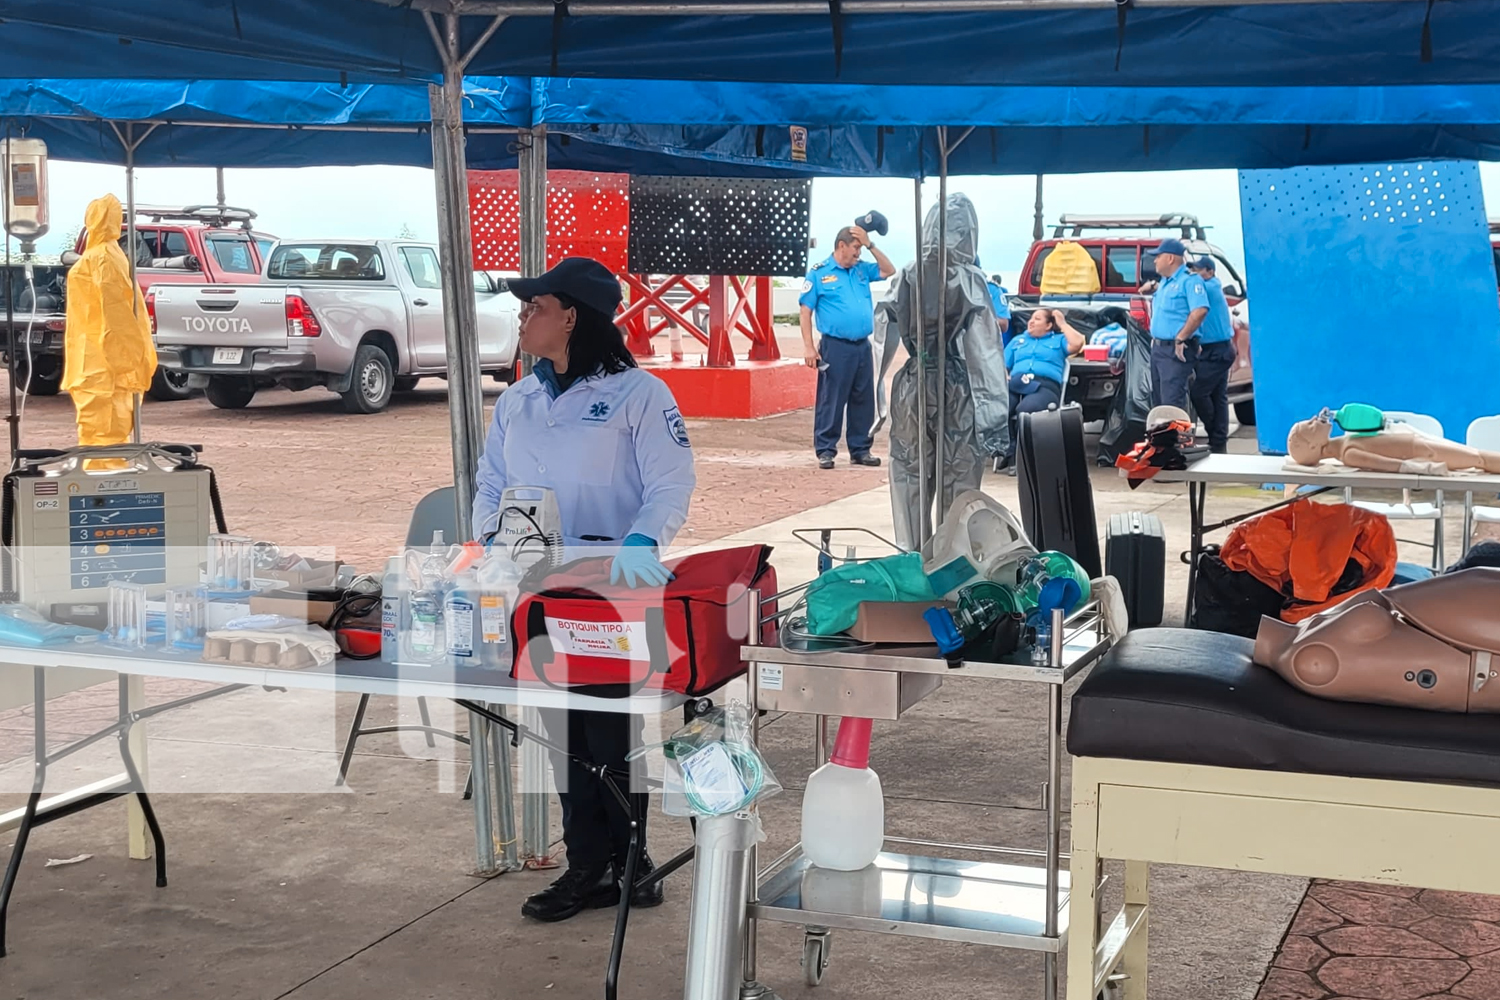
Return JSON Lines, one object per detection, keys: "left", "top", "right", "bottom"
{"left": 610, "top": 534, "right": 674, "bottom": 589}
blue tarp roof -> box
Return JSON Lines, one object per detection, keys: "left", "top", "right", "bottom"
{"left": 7, "top": 1, "right": 1500, "bottom": 90}
{"left": 9, "top": 76, "right": 1500, "bottom": 178}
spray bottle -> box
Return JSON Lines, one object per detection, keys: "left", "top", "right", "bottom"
{"left": 801, "top": 717, "right": 884, "bottom": 871}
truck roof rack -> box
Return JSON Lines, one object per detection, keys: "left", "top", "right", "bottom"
{"left": 1490, "top": 218, "right": 1500, "bottom": 234}
{"left": 132, "top": 204, "right": 258, "bottom": 229}
{"left": 1053, "top": 213, "right": 1206, "bottom": 240}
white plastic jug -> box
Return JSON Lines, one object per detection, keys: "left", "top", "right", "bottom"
{"left": 801, "top": 717, "right": 884, "bottom": 871}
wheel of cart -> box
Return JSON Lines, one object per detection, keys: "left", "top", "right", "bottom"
{"left": 802, "top": 927, "right": 832, "bottom": 986}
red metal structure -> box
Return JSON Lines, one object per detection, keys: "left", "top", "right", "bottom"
{"left": 467, "top": 169, "right": 812, "bottom": 417}
{"left": 619, "top": 275, "right": 779, "bottom": 367}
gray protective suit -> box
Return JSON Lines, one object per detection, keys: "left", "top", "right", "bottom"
{"left": 873, "top": 194, "right": 1009, "bottom": 551}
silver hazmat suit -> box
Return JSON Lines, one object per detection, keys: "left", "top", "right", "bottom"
{"left": 874, "top": 194, "right": 1009, "bottom": 551}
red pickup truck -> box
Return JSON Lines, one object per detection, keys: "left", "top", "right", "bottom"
{"left": 23, "top": 205, "right": 277, "bottom": 400}
{"left": 1015, "top": 214, "right": 1256, "bottom": 425}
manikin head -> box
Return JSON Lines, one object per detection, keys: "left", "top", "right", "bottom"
{"left": 833, "top": 227, "right": 863, "bottom": 268}
{"left": 1287, "top": 415, "right": 1336, "bottom": 465}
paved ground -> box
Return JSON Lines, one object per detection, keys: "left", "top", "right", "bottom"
{"left": 2, "top": 380, "right": 1494, "bottom": 1000}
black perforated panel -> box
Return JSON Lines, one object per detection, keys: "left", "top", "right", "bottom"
{"left": 627, "top": 176, "right": 811, "bottom": 277}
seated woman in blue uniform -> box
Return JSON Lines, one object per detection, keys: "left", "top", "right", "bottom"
{"left": 472, "top": 257, "right": 697, "bottom": 923}
{"left": 998, "top": 307, "right": 1085, "bottom": 471}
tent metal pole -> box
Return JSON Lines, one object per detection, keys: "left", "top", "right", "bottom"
{"left": 911, "top": 172, "right": 929, "bottom": 544}
{"left": 125, "top": 127, "right": 141, "bottom": 444}
{"left": 426, "top": 8, "right": 518, "bottom": 880}
{"left": 411, "top": 0, "right": 1420, "bottom": 14}
{"left": 1033, "top": 174, "right": 1045, "bottom": 241}
{"left": 933, "top": 127, "right": 948, "bottom": 535}
{"left": 516, "top": 123, "right": 547, "bottom": 378}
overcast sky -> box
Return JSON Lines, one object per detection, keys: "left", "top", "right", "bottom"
{"left": 20, "top": 159, "right": 1500, "bottom": 286}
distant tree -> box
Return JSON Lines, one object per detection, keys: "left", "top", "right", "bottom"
{"left": 57, "top": 225, "right": 83, "bottom": 253}
{"left": 396, "top": 222, "right": 417, "bottom": 240}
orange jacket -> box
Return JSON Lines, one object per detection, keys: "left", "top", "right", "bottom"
{"left": 1221, "top": 498, "right": 1397, "bottom": 623}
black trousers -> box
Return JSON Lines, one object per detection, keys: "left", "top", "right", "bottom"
{"left": 1004, "top": 378, "right": 1063, "bottom": 462}
{"left": 538, "top": 708, "right": 647, "bottom": 872}
{"left": 1190, "top": 340, "right": 1237, "bottom": 454}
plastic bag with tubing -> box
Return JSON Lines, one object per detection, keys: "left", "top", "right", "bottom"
{"left": 804, "top": 551, "right": 937, "bottom": 636}
{"left": 62, "top": 195, "right": 157, "bottom": 447}
{"left": 629, "top": 701, "right": 782, "bottom": 817}
{"left": 0, "top": 603, "right": 99, "bottom": 647}
{"left": 1219, "top": 498, "right": 1398, "bottom": 622}
{"left": 875, "top": 194, "right": 1010, "bottom": 550}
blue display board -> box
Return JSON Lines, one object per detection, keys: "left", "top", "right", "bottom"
{"left": 1238, "top": 161, "right": 1500, "bottom": 452}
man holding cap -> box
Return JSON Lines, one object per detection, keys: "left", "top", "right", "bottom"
{"left": 1144, "top": 237, "right": 1209, "bottom": 410}
{"left": 1186, "top": 257, "right": 1237, "bottom": 453}
{"left": 799, "top": 219, "right": 896, "bottom": 470}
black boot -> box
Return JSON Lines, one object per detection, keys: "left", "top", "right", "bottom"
{"left": 520, "top": 865, "right": 619, "bottom": 922}
{"left": 618, "top": 852, "right": 664, "bottom": 909}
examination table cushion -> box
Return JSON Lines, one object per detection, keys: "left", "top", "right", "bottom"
{"left": 1067, "top": 627, "right": 1500, "bottom": 787}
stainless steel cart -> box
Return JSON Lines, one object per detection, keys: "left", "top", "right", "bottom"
{"left": 737, "top": 602, "right": 1112, "bottom": 1000}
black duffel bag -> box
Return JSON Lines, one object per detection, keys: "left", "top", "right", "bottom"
{"left": 1190, "top": 547, "right": 1285, "bottom": 638}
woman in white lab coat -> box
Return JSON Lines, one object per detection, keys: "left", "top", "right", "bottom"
{"left": 472, "top": 257, "right": 695, "bottom": 922}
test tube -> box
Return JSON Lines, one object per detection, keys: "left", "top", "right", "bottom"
{"left": 108, "top": 581, "right": 148, "bottom": 648}
{"left": 208, "top": 533, "right": 256, "bottom": 591}
{"left": 164, "top": 585, "right": 208, "bottom": 647}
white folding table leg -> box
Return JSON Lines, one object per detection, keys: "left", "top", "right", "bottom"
{"left": 125, "top": 674, "right": 151, "bottom": 860}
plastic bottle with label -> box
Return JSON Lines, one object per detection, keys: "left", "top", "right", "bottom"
{"left": 445, "top": 566, "right": 479, "bottom": 669}
{"left": 475, "top": 550, "right": 522, "bottom": 670}
{"left": 381, "top": 555, "right": 402, "bottom": 663}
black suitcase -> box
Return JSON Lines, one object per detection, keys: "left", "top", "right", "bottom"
{"left": 1015, "top": 403, "right": 1102, "bottom": 579}
{"left": 1105, "top": 511, "right": 1166, "bottom": 628}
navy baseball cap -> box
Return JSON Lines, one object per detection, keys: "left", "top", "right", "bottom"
{"left": 1187, "top": 257, "right": 1216, "bottom": 272}
{"left": 504, "top": 257, "right": 622, "bottom": 316}
{"left": 1153, "top": 238, "right": 1188, "bottom": 257}
{"left": 856, "top": 210, "right": 890, "bottom": 237}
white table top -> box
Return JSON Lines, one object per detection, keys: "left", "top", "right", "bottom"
{"left": 0, "top": 643, "right": 687, "bottom": 714}
{"left": 1154, "top": 453, "right": 1500, "bottom": 493}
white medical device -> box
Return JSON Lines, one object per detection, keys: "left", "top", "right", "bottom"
{"left": 921, "top": 490, "right": 1038, "bottom": 598}
{"left": 494, "top": 486, "right": 564, "bottom": 569}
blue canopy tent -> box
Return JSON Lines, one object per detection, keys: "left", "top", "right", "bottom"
{"left": 8, "top": 0, "right": 1500, "bottom": 90}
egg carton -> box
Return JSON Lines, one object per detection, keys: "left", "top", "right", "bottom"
{"left": 202, "top": 635, "right": 320, "bottom": 671}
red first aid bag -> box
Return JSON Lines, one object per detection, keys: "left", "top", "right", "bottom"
{"left": 512, "top": 544, "right": 777, "bottom": 696}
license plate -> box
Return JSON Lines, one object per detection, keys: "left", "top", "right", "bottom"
{"left": 212, "top": 348, "right": 243, "bottom": 365}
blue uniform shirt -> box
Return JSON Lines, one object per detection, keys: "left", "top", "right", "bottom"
{"left": 1149, "top": 266, "right": 1211, "bottom": 341}
{"left": 987, "top": 282, "right": 1011, "bottom": 323}
{"left": 799, "top": 255, "right": 882, "bottom": 340}
{"left": 472, "top": 367, "right": 697, "bottom": 548}
{"left": 1004, "top": 331, "right": 1070, "bottom": 386}
{"left": 1196, "top": 274, "right": 1234, "bottom": 344}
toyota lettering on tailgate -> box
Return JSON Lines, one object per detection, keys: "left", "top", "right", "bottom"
{"left": 183, "top": 316, "right": 252, "bottom": 335}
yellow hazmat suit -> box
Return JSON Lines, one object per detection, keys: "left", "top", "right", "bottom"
{"left": 62, "top": 195, "right": 156, "bottom": 446}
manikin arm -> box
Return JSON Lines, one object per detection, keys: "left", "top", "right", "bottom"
{"left": 1338, "top": 446, "right": 1411, "bottom": 473}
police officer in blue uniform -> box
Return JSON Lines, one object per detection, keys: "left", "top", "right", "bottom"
{"left": 1143, "top": 237, "right": 1210, "bottom": 410}
{"left": 1186, "top": 257, "right": 1238, "bottom": 453}
{"left": 799, "top": 222, "right": 896, "bottom": 470}
{"left": 473, "top": 257, "right": 696, "bottom": 923}
{"left": 999, "top": 307, "right": 1085, "bottom": 471}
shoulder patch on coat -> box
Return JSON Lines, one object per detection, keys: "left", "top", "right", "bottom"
{"left": 663, "top": 406, "right": 691, "bottom": 448}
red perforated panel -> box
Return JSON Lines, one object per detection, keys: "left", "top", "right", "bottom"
{"left": 468, "top": 169, "right": 629, "bottom": 274}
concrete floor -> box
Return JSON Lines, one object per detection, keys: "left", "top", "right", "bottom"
{"left": 6, "top": 423, "right": 1470, "bottom": 1000}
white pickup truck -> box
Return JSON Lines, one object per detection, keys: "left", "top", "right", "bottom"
{"left": 149, "top": 239, "right": 520, "bottom": 413}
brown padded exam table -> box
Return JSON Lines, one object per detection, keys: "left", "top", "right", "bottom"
{"left": 1064, "top": 628, "right": 1500, "bottom": 1000}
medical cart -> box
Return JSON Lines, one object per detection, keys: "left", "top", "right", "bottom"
{"left": 737, "top": 593, "right": 1113, "bottom": 1000}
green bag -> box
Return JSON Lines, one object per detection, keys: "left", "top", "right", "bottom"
{"left": 804, "top": 552, "right": 938, "bottom": 636}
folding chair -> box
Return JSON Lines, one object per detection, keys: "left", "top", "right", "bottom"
{"left": 336, "top": 487, "right": 473, "bottom": 794}
{"left": 1462, "top": 415, "right": 1500, "bottom": 555}
{"left": 1342, "top": 411, "right": 1447, "bottom": 571}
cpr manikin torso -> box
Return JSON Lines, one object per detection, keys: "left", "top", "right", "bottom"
{"left": 1287, "top": 415, "right": 1500, "bottom": 474}
{"left": 1253, "top": 568, "right": 1500, "bottom": 712}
